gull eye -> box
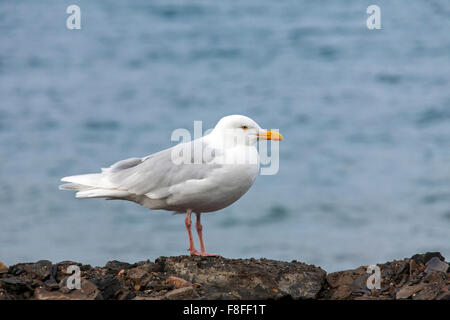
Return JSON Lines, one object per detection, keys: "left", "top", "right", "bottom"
{"left": 241, "top": 125, "right": 248, "bottom": 130}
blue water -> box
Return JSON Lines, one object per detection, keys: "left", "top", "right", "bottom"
{"left": 1, "top": 0, "right": 450, "bottom": 272}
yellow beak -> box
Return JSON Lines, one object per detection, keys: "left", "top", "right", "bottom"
{"left": 257, "top": 130, "right": 283, "bottom": 141}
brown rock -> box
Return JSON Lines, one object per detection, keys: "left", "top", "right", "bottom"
{"left": 127, "top": 266, "right": 149, "bottom": 283}
{"left": 0, "top": 261, "right": 8, "bottom": 274}
{"left": 1, "top": 252, "right": 447, "bottom": 300}
{"left": 396, "top": 284, "right": 425, "bottom": 299}
{"left": 34, "top": 288, "right": 72, "bottom": 300}
{"left": 413, "top": 284, "right": 441, "bottom": 300}
{"left": 326, "top": 267, "right": 367, "bottom": 288}
{"left": 133, "top": 296, "right": 163, "bottom": 300}
{"left": 436, "top": 286, "right": 450, "bottom": 300}
{"left": 34, "top": 279, "right": 101, "bottom": 300}
{"left": 161, "top": 256, "right": 326, "bottom": 299}
{"left": 409, "top": 259, "right": 423, "bottom": 277}
{"left": 165, "top": 286, "right": 199, "bottom": 300}
{"left": 25, "top": 260, "right": 53, "bottom": 280}
{"left": 165, "top": 276, "right": 193, "bottom": 289}
{"left": 330, "top": 285, "right": 353, "bottom": 300}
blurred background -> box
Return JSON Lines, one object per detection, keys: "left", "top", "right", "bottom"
{"left": 1, "top": 0, "right": 450, "bottom": 272}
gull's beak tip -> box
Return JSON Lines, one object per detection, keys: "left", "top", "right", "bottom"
{"left": 257, "top": 130, "right": 283, "bottom": 141}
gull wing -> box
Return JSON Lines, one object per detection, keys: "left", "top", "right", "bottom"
{"left": 105, "top": 138, "right": 222, "bottom": 199}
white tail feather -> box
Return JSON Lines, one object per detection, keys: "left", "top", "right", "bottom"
{"left": 60, "top": 173, "right": 130, "bottom": 199}
{"left": 60, "top": 173, "right": 116, "bottom": 189}
{"left": 59, "top": 183, "right": 93, "bottom": 191}
{"left": 75, "top": 189, "right": 131, "bottom": 199}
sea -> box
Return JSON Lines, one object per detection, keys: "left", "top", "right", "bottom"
{"left": 1, "top": 0, "right": 450, "bottom": 272}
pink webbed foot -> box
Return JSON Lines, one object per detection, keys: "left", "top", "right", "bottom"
{"left": 185, "top": 210, "right": 219, "bottom": 257}
{"left": 188, "top": 249, "right": 220, "bottom": 257}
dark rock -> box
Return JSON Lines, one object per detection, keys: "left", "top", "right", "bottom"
{"left": 160, "top": 256, "right": 326, "bottom": 299}
{"left": 0, "top": 288, "right": 14, "bottom": 300}
{"left": 90, "top": 276, "right": 122, "bottom": 300}
{"left": 0, "top": 253, "right": 448, "bottom": 300}
{"left": 8, "top": 264, "right": 26, "bottom": 276}
{"left": 145, "top": 280, "right": 173, "bottom": 291}
{"left": 44, "top": 279, "right": 60, "bottom": 291}
{"left": 436, "top": 286, "right": 450, "bottom": 300}
{"left": 6, "top": 261, "right": 53, "bottom": 280}
{"left": 0, "top": 278, "right": 32, "bottom": 293}
{"left": 80, "top": 265, "right": 92, "bottom": 272}
{"left": 411, "top": 252, "right": 445, "bottom": 265}
{"left": 25, "top": 260, "right": 53, "bottom": 280}
{"left": 105, "top": 260, "right": 133, "bottom": 273}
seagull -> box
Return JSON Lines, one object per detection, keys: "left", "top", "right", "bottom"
{"left": 60, "top": 115, "right": 283, "bottom": 256}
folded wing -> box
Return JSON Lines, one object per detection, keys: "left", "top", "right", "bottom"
{"left": 60, "top": 138, "right": 222, "bottom": 207}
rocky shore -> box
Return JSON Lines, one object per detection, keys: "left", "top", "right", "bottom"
{"left": 0, "top": 252, "right": 448, "bottom": 300}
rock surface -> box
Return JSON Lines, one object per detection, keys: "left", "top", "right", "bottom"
{"left": 0, "top": 253, "right": 448, "bottom": 300}
{"left": 320, "top": 252, "right": 450, "bottom": 300}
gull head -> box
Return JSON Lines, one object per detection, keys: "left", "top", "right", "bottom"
{"left": 210, "top": 115, "right": 283, "bottom": 147}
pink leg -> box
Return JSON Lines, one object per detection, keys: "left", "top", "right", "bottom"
{"left": 195, "top": 213, "right": 219, "bottom": 257}
{"left": 185, "top": 209, "right": 199, "bottom": 255}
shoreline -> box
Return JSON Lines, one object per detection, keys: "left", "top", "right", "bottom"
{"left": 0, "top": 252, "right": 448, "bottom": 300}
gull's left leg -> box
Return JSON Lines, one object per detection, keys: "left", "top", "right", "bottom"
{"left": 195, "top": 212, "right": 219, "bottom": 257}
{"left": 185, "top": 209, "right": 200, "bottom": 256}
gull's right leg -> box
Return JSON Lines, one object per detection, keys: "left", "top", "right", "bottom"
{"left": 195, "top": 212, "right": 219, "bottom": 257}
